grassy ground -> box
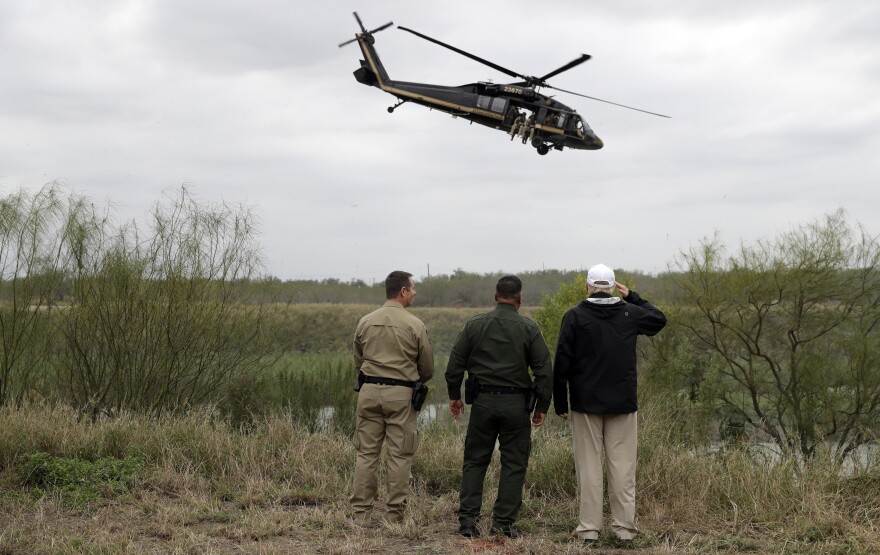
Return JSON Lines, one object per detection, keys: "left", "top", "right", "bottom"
{"left": 1, "top": 404, "right": 877, "bottom": 554}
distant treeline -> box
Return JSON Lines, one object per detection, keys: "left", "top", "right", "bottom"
{"left": 252, "top": 268, "right": 686, "bottom": 307}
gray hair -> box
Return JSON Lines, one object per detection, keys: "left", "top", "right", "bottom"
{"left": 587, "top": 283, "right": 615, "bottom": 296}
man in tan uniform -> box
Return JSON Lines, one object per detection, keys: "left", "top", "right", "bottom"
{"left": 351, "top": 270, "right": 434, "bottom": 525}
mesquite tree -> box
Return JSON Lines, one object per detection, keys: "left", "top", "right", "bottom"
{"left": 675, "top": 210, "right": 880, "bottom": 459}
{"left": 0, "top": 185, "right": 102, "bottom": 404}
{"left": 58, "top": 187, "right": 277, "bottom": 417}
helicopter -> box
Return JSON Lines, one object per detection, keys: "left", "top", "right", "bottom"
{"left": 338, "top": 12, "right": 669, "bottom": 155}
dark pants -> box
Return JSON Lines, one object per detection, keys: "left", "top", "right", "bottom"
{"left": 459, "top": 393, "right": 532, "bottom": 527}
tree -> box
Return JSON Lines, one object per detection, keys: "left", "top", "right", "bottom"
{"left": 675, "top": 210, "right": 880, "bottom": 459}
{"left": 58, "top": 187, "right": 279, "bottom": 417}
{"left": 0, "top": 185, "right": 102, "bottom": 404}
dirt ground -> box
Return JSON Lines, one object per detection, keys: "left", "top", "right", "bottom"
{"left": 0, "top": 490, "right": 845, "bottom": 555}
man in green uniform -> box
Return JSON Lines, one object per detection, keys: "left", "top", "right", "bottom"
{"left": 351, "top": 270, "right": 434, "bottom": 525}
{"left": 446, "top": 275, "right": 552, "bottom": 538}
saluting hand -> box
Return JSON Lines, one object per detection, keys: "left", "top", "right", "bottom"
{"left": 532, "top": 412, "right": 546, "bottom": 427}
{"left": 615, "top": 281, "right": 630, "bottom": 300}
{"left": 450, "top": 399, "right": 464, "bottom": 420}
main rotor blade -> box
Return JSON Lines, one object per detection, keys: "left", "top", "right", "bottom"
{"left": 397, "top": 25, "right": 523, "bottom": 80}
{"left": 369, "top": 21, "right": 394, "bottom": 34}
{"left": 538, "top": 54, "right": 591, "bottom": 83}
{"left": 338, "top": 36, "right": 358, "bottom": 48}
{"left": 547, "top": 85, "right": 671, "bottom": 118}
{"left": 353, "top": 12, "right": 366, "bottom": 33}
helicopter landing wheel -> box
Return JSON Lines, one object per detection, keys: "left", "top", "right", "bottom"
{"left": 537, "top": 144, "right": 550, "bottom": 155}
{"left": 387, "top": 106, "right": 395, "bottom": 113}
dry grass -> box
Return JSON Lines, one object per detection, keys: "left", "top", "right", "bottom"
{"left": 0, "top": 403, "right": 878, "bottom": 554}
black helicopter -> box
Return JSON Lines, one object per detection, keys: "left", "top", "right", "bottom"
{"left": 338, "top": 13, "right": 668, "bottom": 155}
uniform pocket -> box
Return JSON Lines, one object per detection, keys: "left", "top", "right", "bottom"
{"left": 401, "top": 430, "right": 420, "bottom": 456}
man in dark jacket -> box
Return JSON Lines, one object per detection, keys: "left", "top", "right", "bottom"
{"left": 553, "top": 264, "right": 666, "bottom": 545}
{"left": 447, "top": 275, "right": 552, "bottom": 539}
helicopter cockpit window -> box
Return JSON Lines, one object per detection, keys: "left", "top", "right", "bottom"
{"left": 573, "top": 117, "right": 593, "bottom": 137}
{"left": 576, "top": 116, "right": 592, "bottom": 133}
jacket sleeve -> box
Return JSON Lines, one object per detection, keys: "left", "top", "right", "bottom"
{"left": 445, "top": 325, "right": 470, "bottom": 401}
{"left": 416, "top": 324, "right": 435, "bottom": 383}
{"left": 625, "top": 290, "right": 667, "bottom": 336}
{"left": 553, "top": 310, "right": 575, "bottom": 415}
{"left": 528, "top": 326, "right": 553, "bottom": 414}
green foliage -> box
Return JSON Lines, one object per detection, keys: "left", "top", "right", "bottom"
{"left": 253, "top": 268, "right": 675, "bottom": 308}
{"left": 220, "top": 353, "right": 358, "bottom": 433}
{"left": 533, "top": 273, "right": 585, "bottom": 350}
{"left": 674, "top": 209, "right": 880, "bottom": 457}
{"left": 63, "top": 188, "right": 279, "bottom": 417}
{"left": 0, "top": 185, "right": 283, "bottom": 417}
{"left": 0, "top": 184, "right": 103, "bottom": 405}
{"left": 533, "top": 272, "right": 643, "bottom": 350}
{"left": 263, "top": 303, "right": 486, "bottom": 355}
{"left": 22, "top": 452, "right": 142, "bottom": 506}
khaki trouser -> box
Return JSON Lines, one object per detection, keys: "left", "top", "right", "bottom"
{"left": 570, "top": 411, "right": 638, "bottom": 541}
{"left": 350, "top": 383, "right": 419, "bottom": 517}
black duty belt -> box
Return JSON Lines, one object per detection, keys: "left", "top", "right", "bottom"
{"left": 479, "top": 385, "right": 530, "bottom": 395}
{"left": 362, "top": 375, "right": 417, "bottom": 388}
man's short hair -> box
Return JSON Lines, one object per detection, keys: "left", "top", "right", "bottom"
{"left": 496, "top": 275, "right": 523, "bottom": 298}
{"left": 385, "top": 270, "right": 413, "bottom": 299}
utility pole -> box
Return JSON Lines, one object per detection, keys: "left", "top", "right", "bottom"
{"left": 427, "top": 263, "right": 431, "bottom": 306}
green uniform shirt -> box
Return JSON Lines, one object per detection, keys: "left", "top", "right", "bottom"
{"left": 354, "top": 300, "right": 434, "bottom": 383}
{"left": 446, "top": 303, "right": 553, "bottom": 413}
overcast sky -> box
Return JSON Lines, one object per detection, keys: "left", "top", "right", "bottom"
{"left": 2, "top": 1, "right": 879, "bottom": 282}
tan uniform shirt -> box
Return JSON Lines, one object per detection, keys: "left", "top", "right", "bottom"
{"left": 354, "top": 300, "right": 434, "bottom": 383}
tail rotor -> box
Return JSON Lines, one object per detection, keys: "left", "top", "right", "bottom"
{"left": 338, "top": 12, "right": 393, "bottom": 48}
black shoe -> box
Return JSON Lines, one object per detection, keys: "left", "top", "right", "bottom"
{"left": 491, "top": 524, "right": 520, "bottom": 538}
{"left": 458, "top": 525, "right": 480, "bottom": 538}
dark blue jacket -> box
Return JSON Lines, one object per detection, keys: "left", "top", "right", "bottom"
{"left": 553, "top": 291, "right": 666, "bottom": 414}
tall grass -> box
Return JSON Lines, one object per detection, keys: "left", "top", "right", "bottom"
{"left": 218, "top": 352, "right": 451, "bottom": 432}
{"left": 0, "top": 402, "right": 876, "bottom": 552}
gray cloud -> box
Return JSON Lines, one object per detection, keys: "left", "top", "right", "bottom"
{"left": 1, "top": 0, "right": 879, "bottom": 282}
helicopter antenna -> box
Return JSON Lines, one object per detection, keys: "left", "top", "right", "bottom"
{"left": 339, "top": 12, "right": 393, "bottom": 48}
{"left": 545, "top": 85, "right": 671, "bottom": 118}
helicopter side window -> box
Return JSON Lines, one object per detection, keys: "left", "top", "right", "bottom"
{"left": 477, "top": 95, "right": 508, "bottom": 114}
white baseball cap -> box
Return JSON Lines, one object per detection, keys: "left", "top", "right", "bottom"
{"left": 587, "top": 264, "right": 615, "bottom": 288}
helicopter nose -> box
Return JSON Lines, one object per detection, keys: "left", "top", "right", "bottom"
{"left": 585, "top": 132, "right": 603, "bottom": 150}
